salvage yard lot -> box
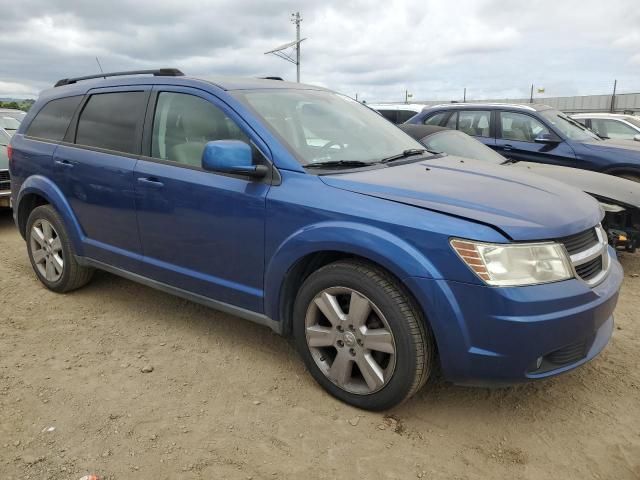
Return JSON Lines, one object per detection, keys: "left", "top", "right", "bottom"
{"left": 0, "top": 209, "right": 638, "bottom": 480}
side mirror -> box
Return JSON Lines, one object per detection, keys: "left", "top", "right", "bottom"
{"left": 534, "top": 133, "right": 561, "bottom": 144}
{"left": 201, "top": 140, "right": 268, "bottom": 178}
{"left": 634, "top": 134, "right": 640, "bottom": 142}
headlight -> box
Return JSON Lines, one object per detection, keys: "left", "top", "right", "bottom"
{"left": 450, "top": 239, "right": 573, "bottom": 286}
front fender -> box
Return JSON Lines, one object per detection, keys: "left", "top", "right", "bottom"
{"left": 17, "top": 175, "right": 84, "bottom": 255}
{"left": 264, "top": 221, "right": 439, "bottom": 321}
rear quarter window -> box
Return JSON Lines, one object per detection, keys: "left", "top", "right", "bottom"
{"left": 25, "top": 96, "right": 83, "bottom": 141}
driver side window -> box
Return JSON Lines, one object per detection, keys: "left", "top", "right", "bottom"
{"left": 499, "top": 112, "right": 549, "bottom": 143}
{"left": 151, "top": 92, "right": 250, "bottom": 168}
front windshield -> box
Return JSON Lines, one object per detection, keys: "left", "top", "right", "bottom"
{"left": 234, "top": 89, "right": 424, "bottom": 165}
{"left": 0, "top": 116, "right": 20, "bottom": 134}
{"left": 540, "top": 110, "right": 600, "bottom": 141}
{"left": 625, "top": 116, "right": 640, "bottom": 129}
{"left": 424, "top": 130, "right": 506, "bottom": 164}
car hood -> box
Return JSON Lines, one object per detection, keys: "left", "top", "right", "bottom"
{"left": 511, "top": 162, "right": 640, "bottom": 208}
{"left": 580, "top": 138, "right": 640, "bottom": 153}
{"left": 320, "top": 156, "right": 601, "bottom": 241}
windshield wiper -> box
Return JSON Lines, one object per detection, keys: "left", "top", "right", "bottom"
{"left": 304, "top": 160, "right": 371, "bottom": 169}
{"left": 380, "top": 149, "right": 432, "bottom": 163}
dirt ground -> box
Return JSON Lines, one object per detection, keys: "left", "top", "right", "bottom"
{"left": 0, "top": 209, "right": 638, "bottom": 480}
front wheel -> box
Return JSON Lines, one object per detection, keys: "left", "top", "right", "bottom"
{"left": 293, "top": 260, "right": 435, "bottom": 410}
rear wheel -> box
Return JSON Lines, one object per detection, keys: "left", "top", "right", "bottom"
{"left": 293, "top": 260, "right": 434, "bottom": 410}
{"left": 26, "top": 205, "right": 94, "bottom": 293}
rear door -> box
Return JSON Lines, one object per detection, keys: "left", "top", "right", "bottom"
{"left": 495, "top": 110, "right": 577, "bottom": 167}
{"left": 52, "top": 86, "right": 149, "bottom": 270}
{"left": 443, "top": 110, "right": 496, "bottom": 148}
{"left": 133, "top": 86, "right": 271, "bottom": 312}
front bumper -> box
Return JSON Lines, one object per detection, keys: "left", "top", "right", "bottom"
{"left": 406, "top": 247, "right": 623, "bottom": 386}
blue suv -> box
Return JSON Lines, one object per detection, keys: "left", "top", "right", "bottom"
{"left": 9, "top": 70, "right": 622, "bottom": 410}
{"left": 407, "top": 103, "right": 640, "bottom": 182}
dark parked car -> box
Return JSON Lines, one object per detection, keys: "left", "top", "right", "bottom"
{"left": 399, "top": 124, "right": 640, "bottom": 252}
{"left": 9, "top": 69, "right": 622, "bottom": 410}
{"left": 407, "top": 103, "right": 640, "bottom": 182}
{"left": 0, "top": 129, "right": 11, "bottom": 208}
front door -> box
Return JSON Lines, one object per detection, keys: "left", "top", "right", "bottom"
{"left": 494, "top": 111, "right": 577, "bottom": 167}
{"left": 134, "top": 87, "right": 271, "bottom": 312}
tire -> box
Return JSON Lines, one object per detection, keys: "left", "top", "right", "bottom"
{"left": 26, "top": 205, "right": 94, "bottom": 293}
{"left": 617, "top": 173, "right": 640, "bottom": 183}
{"left": 293, "top": 260, "right": 435, "bottom": 410}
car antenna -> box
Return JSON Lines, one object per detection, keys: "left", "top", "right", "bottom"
{"left": 95, "top": 57, "right": 106, "bottom": 79}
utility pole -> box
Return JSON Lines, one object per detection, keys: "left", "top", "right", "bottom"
{"left": 264, "top": 13, "right": 305, "bottom": 83}
{"left": 529, "top": 84, "right": 534, "bottom": 103}
{"left": 610, "top": 79, "right": 617, "bottom": 113}
{"left": 292, "top": 12, "right": 302, "bottom": 83}
{"left": 463, "top": 87, "right": 466, "bottom": 102}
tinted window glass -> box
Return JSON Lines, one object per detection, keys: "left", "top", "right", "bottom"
{"left": 377, "top": 109, "right": 398, "bottom": 123}
{"left": 151, "top": 92, "right": 249, "bottom": 168}
{"left": 457, "top": 110, "right": 491, "bottom": 137}
{"left": 397, "top": 110, "right": 419, "bottom": 123}
{"left": 76, "top": 92, "right": 146, "bottom": 154}
{"left": 26, "top": 96, "right": 83, "bottom": 141}
{"left": 423, "top": 112, "right": 447, "bottom": 126}
{"left": 499, "top": 111, "right": 549, "bottom": 142}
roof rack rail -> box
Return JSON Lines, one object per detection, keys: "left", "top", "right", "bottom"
{"left": 54, "top": 68, "right": 185, "bottom": 87}
{"left": 260, "top": 76, "right": 284, "bottom": 81}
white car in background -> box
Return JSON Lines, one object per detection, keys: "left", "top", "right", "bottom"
{"left": 368, "top": 103, "right": 427, "bottom": 124}
{"left": 0, "top": 116, "right": 21, "bottom": 136}
{"left": 572, "top": 113, "right": 640, "bottom": 142}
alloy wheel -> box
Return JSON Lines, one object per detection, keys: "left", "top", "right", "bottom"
{"left": 30, "top": 219, "right": 64, "bottom": 282}
{"left": 304, "top": 287, "right": 397, "bottom": 395}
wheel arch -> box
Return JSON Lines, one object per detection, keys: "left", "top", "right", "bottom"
{"left": 16, "top": 175, "right": 84, "bottom": 255}
{"left": 264, "top": 222, "right": 439, "bottom": 337}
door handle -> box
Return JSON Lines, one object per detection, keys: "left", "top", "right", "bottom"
{"left": 137, "top": 177, "right": 164, "bottom": 188}
{"left": 54, "top": 159, "right": 75, "bottom": 168}
{"left": 502, "top": 144, "right": 513, "bottom": 151}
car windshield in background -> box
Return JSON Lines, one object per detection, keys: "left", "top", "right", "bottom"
{"left": 234, "top": 89, "right": 424, "bottom": 166}
{"left": 0, "top": 116, "right": 21, "bottom": 134}
{"left": 424, "top": 130, "right": 505, "bottom": 164}
{"left": 540, "top": 110, "right": 600, "bottom": 141}
{"left": 625, "top": 116, "right": 640, "bottom": 129}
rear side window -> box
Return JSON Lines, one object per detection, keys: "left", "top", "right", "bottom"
{"left": 423, "top": 112, "right": 448, "bottom": 126}
{"left": 76, "top": 92, "right": 147, "bottom": 154}
{"left": 397, "top": 110, "right": 419, "bottom": 123}
{"left": 377, "top": 110, "right": 398, "bottom": 124}
{"left": 26, "top": 96, "right": 83, "bottom": 141}
{"left": 457, "top": 110, "right": 491, "bottom": 137}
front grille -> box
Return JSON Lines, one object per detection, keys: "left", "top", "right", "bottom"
{"left": 558, "top": 226, "right": 607, "bottom": 286}
{"left": 0, "top": 170, "right": 9, "bottom": 192}
{"left": 545, "top": 336, "right": 594, "bottom": 365}
{"left": 575, "top": 256, "right": 602, "bottom": 281}
{"left": 559, "top": 228, "right": 598, "bottom": 255}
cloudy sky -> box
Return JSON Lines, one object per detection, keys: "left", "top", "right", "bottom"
{"left": 0, "top": 0, "right": 639, "bottom": 102}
